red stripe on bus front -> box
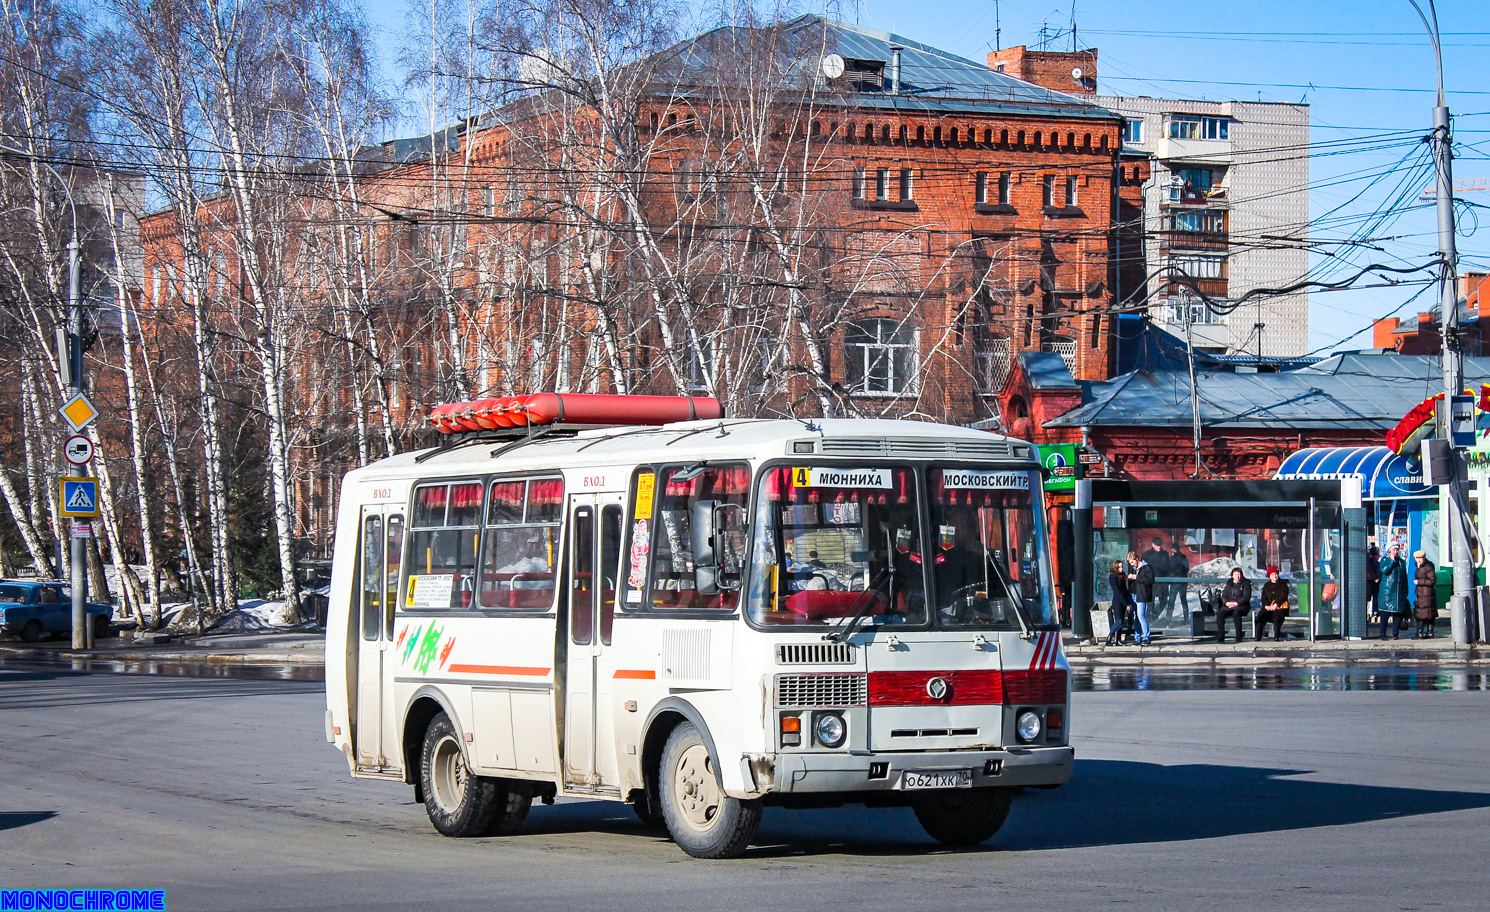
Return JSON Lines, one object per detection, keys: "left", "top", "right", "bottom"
{"left": 445, "top": 664, "right": 551, "bottom": 676}
{"left": 613, "top": 669, "right": 657, "bottom": 679}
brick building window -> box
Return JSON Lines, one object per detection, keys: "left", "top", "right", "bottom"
{"left": 852, "top": 167, "right": 865, "bottom": 199}
{"left": 972, "top": 327, "right": 1011, "bottom": 394}
{"left": 998, "top": 172, "right": 1011, "bottom": 204}
{"left": 1122, "top": 119, "right": 1143, "bottom": 144}
{"left": 1041, "top": 174, "right": 1055, "bottom": 208}
{"left": 975, "top": 171, "right": 988, "bottom": 204}
{"left": 844, "top": 318, "right": 918, "bottom": 395}
{"left": 1065, "top": 175, "right": 1078, "bottom": 207}
{"left": 898, "top": 168, "right": 913, "bottom": 201}
{"left": 875, "top": 168, "right": 889, "bottom": 200}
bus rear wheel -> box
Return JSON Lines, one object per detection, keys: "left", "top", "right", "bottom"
{"left": 659, "top": 722, "right": 760, "bottom": 858}
{"left": 913, "top": 787, "right": 1014, "bottom": 846}
{"left": 419, "top": 712, "right": 529, "bottom": 837}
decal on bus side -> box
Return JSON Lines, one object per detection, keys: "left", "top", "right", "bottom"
{"left": 626, "top": 472, "right": 656, "bottom": 605}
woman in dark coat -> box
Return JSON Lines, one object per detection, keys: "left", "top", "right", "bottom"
{"left": 1217, "top": 567, "right": 1251, "bottom": 643}
{"left": 1378, "top": 544, "right": 1410, "bottom": 639}
{"left": 1106, "top": 560, "right": 1134, "bottom": 646}
{"left": 1413, "top": 550, "right": 1438, "bottom": 639}
{"left": 1257, "top": 566, "right": 1290, "bottom": 641}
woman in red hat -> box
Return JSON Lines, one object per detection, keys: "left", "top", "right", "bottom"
{"left": 1257, "top": 566, "right": 1290, "bottom": 641}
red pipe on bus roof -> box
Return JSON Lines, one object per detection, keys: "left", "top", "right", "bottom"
{"left": 429, "top": 394, "right": 722, "bottom": 434}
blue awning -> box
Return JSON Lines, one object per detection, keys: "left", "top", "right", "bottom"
{"left": 1275, "top": 446, "right": 1434, "bottom": 499}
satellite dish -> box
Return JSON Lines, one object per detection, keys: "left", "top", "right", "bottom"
{"left": 1071, "top": 66, "right": 1084, "bottom": 82}
{"left": 821, "top": 54, "right": 846, "bottom": 80}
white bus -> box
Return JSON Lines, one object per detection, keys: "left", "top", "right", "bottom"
{"left": 326, "top": 395, "right": 1072, "bottom": 858}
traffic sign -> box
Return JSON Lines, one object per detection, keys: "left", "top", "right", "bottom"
{"left": 63, "top": 434, "right": 94, "bottom": 466}
{"left": 59, "top": 393, "right": 99, "bottom": 432}
{"left": 59, "top": 476, "right": 99, "bottom": 518}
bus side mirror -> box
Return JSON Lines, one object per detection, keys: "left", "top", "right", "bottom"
{"left": 692, "top": 501, "right": 745, "bottom": 594}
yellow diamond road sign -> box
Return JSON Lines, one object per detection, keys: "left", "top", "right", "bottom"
{"left": 59, "top": 393, "right": 98, "bottom": 431}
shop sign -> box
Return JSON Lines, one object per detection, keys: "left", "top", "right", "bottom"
{"left": 1038, "top": 443, "right": 1079, "bottom": 492}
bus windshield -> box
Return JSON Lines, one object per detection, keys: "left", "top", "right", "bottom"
{"left": 747, "top": 465, "right": 928, "bottom": 628}
{"left": 927, "top": 467, "right": 1054, "bottom": 628}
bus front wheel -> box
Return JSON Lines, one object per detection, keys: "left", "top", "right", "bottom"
{"left": 913, "top": 787, "right": 1014, "bottom": 846}
{"left": 659, "top": 722, "right": 760, "bottom": 858}
{"left": 419, "top": 712, "right": 529, "bottom": 837}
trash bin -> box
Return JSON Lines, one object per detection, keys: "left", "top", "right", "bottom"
{"left": 1190, "top": 609, "right": 1206, "bottom": 637}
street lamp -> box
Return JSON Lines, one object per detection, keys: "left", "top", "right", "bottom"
{"left": 0, "top": 142, "right": 90, "bottom": 649}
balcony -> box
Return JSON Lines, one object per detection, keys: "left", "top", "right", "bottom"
{"left": 1163, "top": 185, "right": 1229, "bottom": 208}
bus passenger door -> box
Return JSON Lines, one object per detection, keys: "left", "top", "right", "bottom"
{"left": 355, "top": 506, "right": 404, "bottom": 770}
{"left": 563, "top": 493, "right": 624, "bottom": 792}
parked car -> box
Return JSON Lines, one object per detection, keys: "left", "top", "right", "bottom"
{"left": 0, "top": 580, "right": 113, "bottom": 642}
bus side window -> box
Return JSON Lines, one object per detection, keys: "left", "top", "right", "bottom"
{"left": 385, "top": 514, "right": 404, "bottom": 638}
{"left": 361, "top": 515, "right": 383, "bottom": 640}
{"left": 650, "top": 464, "right": 751, "bottom": 611}
{"left": 571, "top": 507, "right": 595, "bottom": 645}
{"left": 599, "top": 504, "right": 622, "bottom": 644}
{"left": 620, "top": 468, "right": 657, "bottom": 610}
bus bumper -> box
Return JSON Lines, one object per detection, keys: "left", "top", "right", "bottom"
{"left": 747, "top": 745, "right": 1074, "bottom": 796}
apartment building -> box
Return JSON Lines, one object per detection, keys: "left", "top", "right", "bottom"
{"left": 989, "top": 45, "right": 1310, "bottom": 358}
{"left": 1101, "top": 94, "right": 1310, "bottom": 357}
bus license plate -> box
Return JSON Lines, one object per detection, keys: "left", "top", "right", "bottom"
{"left": 900, "top": 769, "right": 972, "bottom": 790}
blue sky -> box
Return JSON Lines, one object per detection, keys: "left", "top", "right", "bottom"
{"left": 359, "top": 0, "right": 1490, "bottom": 354}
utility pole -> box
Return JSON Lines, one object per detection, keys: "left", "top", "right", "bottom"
{"left": 2, "top": 143, "right": 90, "bottom": 649}
{"left": 66, "top": 235, "right": 89, "bottom": 650}
{"left": 1414, "top": 0, "right": 1473, "bottom": 642}
{"left": 1183, "top": 295, "right": 1203, "bottom": 477}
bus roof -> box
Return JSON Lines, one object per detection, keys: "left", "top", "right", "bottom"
{"left": 345, "top": 419, "right": 1036, "bottom": 482}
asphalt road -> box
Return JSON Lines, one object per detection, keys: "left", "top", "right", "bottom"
{"left": 1, "top": 661, "right": 1487, "bottom": 912}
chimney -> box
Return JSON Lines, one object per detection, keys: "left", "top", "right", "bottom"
{"left": 889, "top": 46, "right": 902, "bottom": 94}
{"left": 987, "top": 45, "right": 1098, "bottom": 95}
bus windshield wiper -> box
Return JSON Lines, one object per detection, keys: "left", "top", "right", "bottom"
{"left": 823, "top": 566, "right": 891, "bottom": 644}
{"left": 987, "top": 556, "right": 1035, "bottom": 641}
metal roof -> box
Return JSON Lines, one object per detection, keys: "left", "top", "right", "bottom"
{"left": 1047, "top": 353, "right": 1490, "bottom": 430}
{"left": 665, "top": 16, "right": 1121, "bottom": 121}
{"left": 1275, "top": 446, "right": 1433, "bottom": 499}
{"left": 1020, "top": 351, "right": 1079, "bottom": 390}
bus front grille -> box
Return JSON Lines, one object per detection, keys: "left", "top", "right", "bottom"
{"left": 775, "top": 673, "right": 867, "bottom": 708}
{"left": 775, "top": 643, "right": 857, "bottom": 666}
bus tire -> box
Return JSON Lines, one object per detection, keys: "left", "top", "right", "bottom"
{"left": 420, "top": 712, "right": 501, "bottom": 837}
{"left": 485, "top": 781, "right": 532, "bottom": 836}
{"left": 659, "top": 721, "right": 760, "bottom": 858}
{"left": 913, "top": 787, "right": 1014, "bottom": 846}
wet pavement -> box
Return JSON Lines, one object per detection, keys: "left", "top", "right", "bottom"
{"left": 5, "top": 653, "right": 1485, "bottom": 691}
{"left": 1073, "top": 664, "right": 1489, "bottom": 691}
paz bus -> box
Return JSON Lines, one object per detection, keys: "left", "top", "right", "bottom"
{"left": 325, "top": 393, "right": 1072, "bottom": 858}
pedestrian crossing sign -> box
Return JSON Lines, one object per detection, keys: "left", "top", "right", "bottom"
{"left": 59, "top": 476, "right": 99, "bottom": 518}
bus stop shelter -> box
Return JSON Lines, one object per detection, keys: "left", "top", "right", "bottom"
{"left": 1072, "top": 478, "right": 1370, "bottom": 641}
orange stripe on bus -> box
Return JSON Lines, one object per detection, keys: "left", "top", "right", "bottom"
{"left": 613, "top": 669, "right": 656, "bottom": 679}
{"left": 446, "top": 664, "right": 551, "bottom": 676}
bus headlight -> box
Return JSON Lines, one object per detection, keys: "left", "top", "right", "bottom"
{"left": 1016, "top": 710, "right": 1043, "bottom": 743}
{"left": 813, "top": 712, "right": 847, "bottom": 749}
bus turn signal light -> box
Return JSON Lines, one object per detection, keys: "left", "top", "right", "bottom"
{"left": 780, "top": 714, "right": 802, "bottom": 747}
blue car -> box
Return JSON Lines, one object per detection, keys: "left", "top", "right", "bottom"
{"left": 0, "top": 580, "right": 113, "bottom": 642}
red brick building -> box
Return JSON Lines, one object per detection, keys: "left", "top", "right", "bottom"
{"left": 1373, "top": 272, "right": 1489, "bottom": 355}
{"left": 136, "top": 17, "right": 1156, "bottom": 545}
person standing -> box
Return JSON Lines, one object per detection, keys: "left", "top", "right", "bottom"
{"left": 1377, "top": 544, "right": 1410, "bottom": 639}
{"left": 1365, "top": 545, "right": 1381, "bottom": 619}
{"left": 1256, "top": 566, "right": 1290, "bottom": 641}
{"left": 1128, "top": 551, "right": 1155, "bottom": 646}
{"left": 1217, "top": 567, "right": 1251, "bottom": 643}
{"left": 1413, "top": 550, "right": 1438, "bottom": 639}
{"left": 1165, "top": 543, "right": 1191, "bottom": 620}
{"left": 1142, "top": 537, "right": 1170, "bottom": 621}
{"left": 1106, "top": 560, "right": 1134, "bottom": 646}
